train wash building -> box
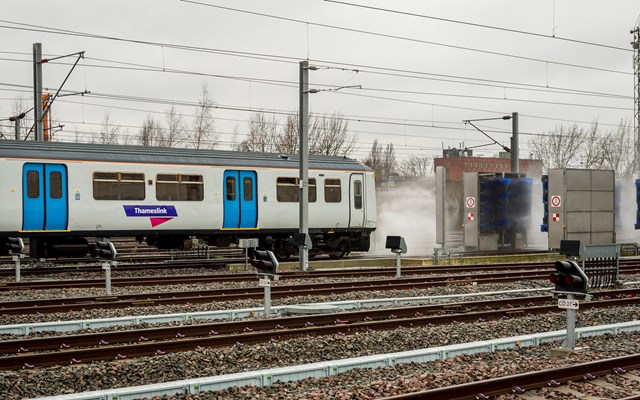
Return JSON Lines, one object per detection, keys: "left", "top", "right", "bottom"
{"left": 434, "top": 148, "right": 543, "bottom": 251}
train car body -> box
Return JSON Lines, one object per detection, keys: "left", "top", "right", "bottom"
{"left": 0, "top": 140, "right": 376, "bottom": 259}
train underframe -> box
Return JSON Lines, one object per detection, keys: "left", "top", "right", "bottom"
{"left": 1, "top": 229, "right": 372, "bottom": 261}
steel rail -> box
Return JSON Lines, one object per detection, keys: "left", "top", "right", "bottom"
{"left": 380, "top": 354, "right": 640, "bottom": 399}
{"left": 0, "top": 264, "right": 558, "bottom": 289}
{"left": 0, "top": 271, "right": 553, "bottom": 314}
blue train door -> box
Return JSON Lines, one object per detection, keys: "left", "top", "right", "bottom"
{"left": 22, "top": 163, "right": 68, "bottom": 231}
{"left": 223, "top": 170, "right": 257, "bottom": 229}
{"left": 348, "top": 173, "right": 365, "bottom": 228}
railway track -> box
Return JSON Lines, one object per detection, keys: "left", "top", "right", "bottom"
{"left": 0, "top": 263, "right": 552, "bottom": 288}
{"left": 3, "top": 261, "right": 640, "bottom": 290}
{"left": 0, "top": 270, "right": 560, "bottom": 314}
{"left": 1, "top": 290, "right": 638, "bottom": 370}
{"left": 0, "top": 259, "right": 232, "bottom": 279}
{"left": 381, "top": 354, "right": 640, "bottom": 399}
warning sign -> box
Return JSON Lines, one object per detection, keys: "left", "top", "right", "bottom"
{"left": 467, "top": 213, "right": 475, "bottom": 221}
{"left": 465, "top": 197, "right": 476, "bottom": 208}
{"left": 550, "top": 195, "right": 562, "bottom": 208}
{"left": 552, "top": 213, "right": 560, "bottom": 222}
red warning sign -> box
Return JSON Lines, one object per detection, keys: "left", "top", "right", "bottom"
{"left": 550, "top": 195, "right": 561, "bottom": 208}
{"left": 552, "top": 213, "right": 560, "bottom": 221}
{"left": 467, "top": 213, "right": 475, "bottom": 221}
{"left": 466, "top": 197, "right": 476, "bottom": 208}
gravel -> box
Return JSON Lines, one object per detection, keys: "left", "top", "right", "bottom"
{"left": 1, "top": 304, "right": 640, "bottom": 399}
{"left": 1, "top": 269, "right": 639, "bottom": 399}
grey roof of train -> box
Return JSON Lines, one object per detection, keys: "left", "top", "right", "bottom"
{"left": 0, "top": 140, "right": 371, "bottom": 171}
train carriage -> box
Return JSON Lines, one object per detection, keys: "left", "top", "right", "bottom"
{"left": 0, "top": 140, "right": 376, "bottom": 260}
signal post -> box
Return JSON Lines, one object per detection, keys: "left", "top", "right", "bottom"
{"left": 5, "top": 237, "right": 25, "bottom": 282}
{"left": 249, "top": 249, "right": 279, "bottom": 317}
{"left": 549, "top": 259, "right": 590, "bottom": 353}
{"left": 95, "top": 240, "right": 117, "bottom": 295}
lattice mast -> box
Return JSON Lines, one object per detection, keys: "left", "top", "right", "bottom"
{"left": 633, "top": 27, "right": 639, "bottom": 168}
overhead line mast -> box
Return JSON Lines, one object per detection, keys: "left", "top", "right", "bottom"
{"left": 633, "top": 27, "right": 639, "bottom": 168}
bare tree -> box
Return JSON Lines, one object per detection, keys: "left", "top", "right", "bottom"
{"left": 275, "top": 113, "right": 298, "bottom": 154}
{"left": 529, "top": 122, "right": 616, "bottom": 173}
{"left": 238, "top": 110, "right": 356, "bottom": 157}
{"left": 580, "top": 121, "right": 609, "bottom": 169}
{"left": 139, "top": 114, "right": 162, "bottom": 147}
{"left": 602, "top": 119, "right": 636, "bottom": 180}
{"left": 400, "top": 155, "right": 432, "bottom": 178}
{"left": 364, "top": 139, "right": 382, "bottom": 170}
{"left": 97, "top": 112, "right": 119, "bottom": 144}
{"left": 162, "top": 105, "right": 185, "bottom": 148}
{"left": 381, "top": 143, "right": 397, "bottom": 177}
{"left": 237, "top": 111, "right": 278, "bottom": 152}
{"left": 191, "top": 83, "right": 217, "bottom": 149}
{"left": 529, "top": 123, "right": 586, "bottom": 172}
{"left": 309, "top": 112, "right": 357, "bottom": 156}
{"left": 363, "top": 139, "right": 383, "bottom": 185}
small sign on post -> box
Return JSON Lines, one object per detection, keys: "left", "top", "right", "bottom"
{"left": 239, "top": 238, "right": 260, "bottom": 271}
{"left": 558, "top": 298, "right": 579, "bottom": 309}
{"left": 550, "top": 252, "right": 589, "bottom": 352}
{"left": 250, "top": 249, "right": 279, "bottom": 317}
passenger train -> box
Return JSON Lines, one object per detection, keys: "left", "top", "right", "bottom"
{"left": 0, "top": 140, "right": 377, "bottom": 260}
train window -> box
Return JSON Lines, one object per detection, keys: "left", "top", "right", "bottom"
{"left": 226, "top": 176, "right": 236, "bottom": 201}
{"left": 276, "top": 177, "right": 316, "bottom": 202}
{"left": 26, "top": 170, "right": 39, "bottom": 198}
{"left": 157, "top": 174, "right": 204, "bottom": 201}
{"left": 325, "top": 178, "right": 341, "bottom": 203}
{"left": 49, "top": 171, "right": 62, "bottom": 199}
{"left": 93, "top": 172, "right": 145, "bottom": 200}
{"left": 243, "top": 177, "right": 253, "bottom": 201}
{"left": 353, "top": 180, "right": 362, "bottom": 209}
{"left": 309, "top": 179, "right": 317, "bottom": 202}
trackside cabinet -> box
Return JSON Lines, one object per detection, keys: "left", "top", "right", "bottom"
{"left": 546, "top": 169, "right": 615, "bottom": 250}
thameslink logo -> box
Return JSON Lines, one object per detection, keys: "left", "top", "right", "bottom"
{"left": 123, "top": 205, "right": 178, "bottom": 227}
{"left": 124, "top": 205, "right": 177, "bottom": 217}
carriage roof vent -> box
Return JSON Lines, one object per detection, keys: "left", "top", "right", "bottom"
{"left": 279, "top": 154, "right": 290, "bottom": 160}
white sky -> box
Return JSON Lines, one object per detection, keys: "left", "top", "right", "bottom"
{"left": 0, "top": 0, "right": 639, "bottom": 162}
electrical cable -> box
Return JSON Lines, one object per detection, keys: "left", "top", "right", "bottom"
{"left": 178, "top": 1, "right": 632, "bottom": 76}
{"left": 323, "top": 0, "right": 633, "bottom": 52}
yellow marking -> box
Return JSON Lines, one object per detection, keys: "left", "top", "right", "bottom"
{"left": 11, "top": 188, "right": 15, "bottom": 192}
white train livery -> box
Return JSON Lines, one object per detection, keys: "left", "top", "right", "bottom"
{"left": 0, "top": 140, "right": 376, "bottom": 260}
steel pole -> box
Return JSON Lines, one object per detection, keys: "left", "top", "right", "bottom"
{"left": 565, "top": 294, "right": 576, "bottom": 349}
{"left": 33, "top": 43, "right": 43, "bottom": 142}
{"left": 395, "top": 251, "right": 402, "bottom": 279}
{"left": 264, "top": 280, "right": 271, "bottom": 317}
{"left": 299, "top": 61, "right": 309, "bottom": 271}
{"left": 510, "top": 112, "right": 519, "bottom": 173}
{"left": 103, "top": 263, "right": 112, "bottom": 295}
{"left": 14, "top": 118, "right": 20, "bottom": 140}
{"left": 13, "top": 256, "right": 21, "bottom": 282}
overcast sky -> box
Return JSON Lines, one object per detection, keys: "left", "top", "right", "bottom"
{"left": 1, "top": 0, "right": 639, "bottom": 162}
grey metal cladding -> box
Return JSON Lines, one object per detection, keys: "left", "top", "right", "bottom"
{"left": 0, "top": 140, "right": 371, "bottom": 171}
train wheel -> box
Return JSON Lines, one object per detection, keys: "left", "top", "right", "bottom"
{"left": 273, "top": 238, "right": 292, "bottom": 261}
{"left": 329, "top": 240, "right": 350, "bottom": 259}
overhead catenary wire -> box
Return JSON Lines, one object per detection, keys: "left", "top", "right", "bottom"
{"left": 324, "top": 0, "right": 633, "bottom": 52}
{"left": 1, "top": 54, "right": 630, "bottom": 102}
{"left": 178, "top": 0, "right": 632, "bottom": 76}
{"left": 0, "top": 81, "right": 631, "bottom": 132}
{"left": 0, "top": 12, "right": 632, "bottom": 77}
